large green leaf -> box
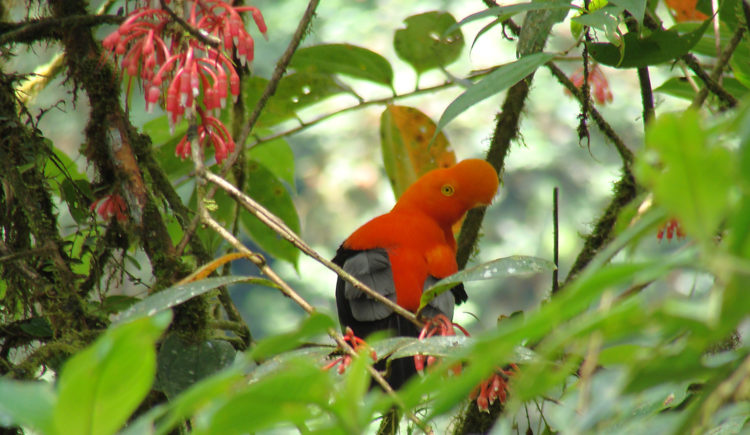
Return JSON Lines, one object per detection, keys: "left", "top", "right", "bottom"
{"left": 435, "top": 52, "right": 554, "bottom": 135}
{"left": 54, "top": 312, "right": 171, "bottom": 435}
{"left": 113, "top": 276, "right": 267, "bottom": 324}
{"left": 250, "top": 312, "right": 335, "bottom": 361}
{"left": 154, "top": 334, "right": 237, "bottom": 399}
{"left": 394, "top": 11, "right": 464, "bottom": 73}
{"left": 290, "top": 43, "right": 394, "bottom": 87}
{"left": 192, "top": 359, "right": 334, "bottom": 434}
{"left": 587, "top": 19, "right": 711, "bottom": 67}
{"left": 240, "top": 159, "right": 301, "bottom": 267}
{"left": 419, "top": 255, "right": 555, "bottom": 310}
{"left": 247, "top": 137, "right": 296, "bottom": 189}
{"left": 0, "top": 378, "right": 56, "bottom": 435}
{"left": 636, "top": 111, "right": 734, "bottom": 243}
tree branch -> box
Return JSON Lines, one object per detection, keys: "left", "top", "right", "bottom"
{"left": 691, "top": 25, "right": 747, "bottom": 109}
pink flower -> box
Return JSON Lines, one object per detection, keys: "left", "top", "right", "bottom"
{"left": 174, "top": 109, "right": 235, "bottom": 163}
{"left": 414, "top": 314, "right": 469, "bottom": 375}
{"left": 90, "top": 193, "right": 128, "bottom": 223}
{"left": 102, "top": 1, "right": 267, "bottom": 164}
{"left": 657, "top": 218, "right": 685, "bottom": 241}
{"left": 323, "top": 327, "right": 377, "bottom": 374}
{"left": 469, "top": 365, "right": 517, "bottom": 412}
{"left": 569, "top": 64, "right": 613, "bottom": 105}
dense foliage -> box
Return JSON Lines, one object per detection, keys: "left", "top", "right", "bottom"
{"left": 1, "top": 0, "right": 749, "bottom": 433}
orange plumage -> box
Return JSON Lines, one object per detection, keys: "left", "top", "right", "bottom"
{"left": 341, "top": 158, "right": 499, "bottom": 311}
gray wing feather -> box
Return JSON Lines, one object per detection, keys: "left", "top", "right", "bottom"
{"left": 342, "top": 248, "right": 454, "bottom": 322}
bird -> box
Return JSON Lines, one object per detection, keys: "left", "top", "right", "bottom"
{"left": 332, "top": 159, "right": 499, "bottom": 388}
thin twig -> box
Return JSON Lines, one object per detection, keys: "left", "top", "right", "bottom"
{"left": 691, "top": 25, "right": 747, "bottom": 109}
{"left": 682, "top": 53, "right": 738, "bottom": 109}
{"left": 552, "top": 187, "right": 559, "bottom": 294}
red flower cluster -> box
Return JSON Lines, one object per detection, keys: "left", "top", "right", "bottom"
{"left": 414, "top": 314, "right": 469, "bottom": 374}
{"left": 470, "top": 365, "right": 517, "bottom": 412}
{"left": 102, "top": 0, "right": 267, "bottom": 163}
{"left": 323, "top": 327, "right": 377, "bottom": 374}
{"left": 569, "top": 64, "right": 613, "bottom": 105}
{"left": 90, "top": 193, "right": 128, "bottom": 223}
{"left": 658, "top": 218, "right": 685, "bottom": 241}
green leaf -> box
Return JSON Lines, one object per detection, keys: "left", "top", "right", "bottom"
{"left": 247, "top": 137, "right": 296, "bottom": 190}
{"left": 636, "top": 111, "right": 734, "bottom": 243}
{"left": 419, "top": 255, "right": 555, "bottom": 310}
{"left": 608, "top": 0, "right": 646, "bottom": 23}
{"left": 193, "top": 359, "right": 333, "bottom": 434}
{"left": 394, "top": 11, "right": 464, "bottom": 73}
{"left": 251, "top": 346, "right": 333, "bottom": 381}
{"left": 730, "top": 39, "right": 750, "bottom": 90}
{"left": 154, "top": 334, "right": 237, "bottom": 399}
{"left": 240, "top": 160, "right": 301, "bottom": 267}
{"left": 588, "top": 19, "right": 711, "bottom": 67}
{"left": 244, "top": 72, "right": 350, "bottom": 128}
{"left": 571, "top": 4, "right": 624, "bottom": 44}
{"left": 0, "top": 378, "right": 56, "bottom": 435}
{"left": 435, "top": 52, "right": 554, "bottom": 134}
{"left": 54, "top": 312, "right": 171, "bottom": 435}
{"left": 154, "top": 368, "right": 245, "bottom": 434}
{"left": 18, "top": 316, "right": 53, "bottom": 338}
{"left": 112, "top": 276, "right": 264, "bottom": 324}
{"left": 290, "top": 43, "right": 393, "bottom": 87}
{"left": 250, "top": 312, "right": 335, "bottom": 361}
{"left": 43, "top": 146, "right": 84, "bottom": 196}
{"left": 654, "top": 76, "right": 750, "bottom": 100}
{"left": 388, "top": 335, "right": 471, "bottom": 359}
{"left": 60, "top": 178, "right": 93, "bottom": 224}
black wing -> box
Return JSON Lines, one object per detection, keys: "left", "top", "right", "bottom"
{"left": 332, "top": 245, "right": 466, "bottom": 388}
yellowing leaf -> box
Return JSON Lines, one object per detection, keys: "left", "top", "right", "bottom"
{"left": 380, "top": 105, "right": 456, "bottom": 199}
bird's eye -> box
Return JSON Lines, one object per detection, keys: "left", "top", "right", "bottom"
{"left": 441, "top": 184, "right": 455, "bottom": 196}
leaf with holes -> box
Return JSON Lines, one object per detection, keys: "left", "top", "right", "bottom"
{"left": 394, "top": 11, "right": 464, "bottom": 73}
